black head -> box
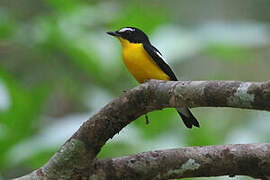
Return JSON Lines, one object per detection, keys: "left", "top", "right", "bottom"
{"left": 107, "top": 27, "right": 150, "bottom": 43}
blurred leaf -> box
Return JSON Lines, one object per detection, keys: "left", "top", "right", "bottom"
{"left": 205, "top": 43, "right": 254, "bottom": 62}
{"left": 36, "top": 15, "right": 117, "bottom": 88}
{"left": 133, "top": 108, "right": 176, "bottom": 139}
{"left": 111, "top": 1, "right": 168, "bottom": 33}
{"left": 98, "top": 142, "right": 137, "bottom": 159}
{"left": 186, "top": 127, "right": 222, "bottom": 146}
{"left": 45, "top": 0, "right": 81, "bottom": 12}
{"left": 0, "top": 11, "right": 15, "bottom": 39}
{"left": 0, "top": 69, "right": 49, "bottom": 169}
{"left": 24, "top": 149, "right": 56, "bottom": 169}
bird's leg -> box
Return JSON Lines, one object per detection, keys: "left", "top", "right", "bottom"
{"left": 145, "top": 114, "right": 149, "bottom": 125}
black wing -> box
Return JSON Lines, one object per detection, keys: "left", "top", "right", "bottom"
{"left": 143, "top": 43, "right": 177, "bottom": 81}
{"left": 143, "top": 43, "right": 199, "bottom": 128}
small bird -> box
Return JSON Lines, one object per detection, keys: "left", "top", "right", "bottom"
{"left": 107, "top": 27, "right": 199, "bottom": 128}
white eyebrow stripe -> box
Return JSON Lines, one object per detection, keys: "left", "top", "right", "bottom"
{"left": 118, "top": 27, "right": 135, "bottom": 33}
{"left": 155, "top": 50, "right": 168, "bottom": 64}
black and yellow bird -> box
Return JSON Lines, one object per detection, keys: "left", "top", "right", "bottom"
{"left": 107, "top": 27, "right": 199, "bottom": 128}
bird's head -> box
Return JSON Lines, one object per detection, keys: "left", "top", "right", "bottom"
{"left": 107, "top": 27, "right": 150, "bottom": 44}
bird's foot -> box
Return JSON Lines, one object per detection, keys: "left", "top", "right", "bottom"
{"left": 145, "top": 114, "right": 149, "bottom": 125}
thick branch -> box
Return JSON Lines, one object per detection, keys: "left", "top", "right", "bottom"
{"left": 95, "top": 143, "right": 270, "bottom": 180}
{"left": 14, "top": 80, "right": 270, "bottom": 180}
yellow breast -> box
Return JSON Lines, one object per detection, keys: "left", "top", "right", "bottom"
{"left": 118, "top": 38, "right": 170, "bottom": 83}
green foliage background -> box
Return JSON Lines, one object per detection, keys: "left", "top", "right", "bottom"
{"left": 0, "top": 0, "right": 270, "bottom": 179}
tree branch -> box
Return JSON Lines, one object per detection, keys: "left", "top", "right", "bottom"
{"left": 14, "top": 80, "right": 270, "bottom": 180}
{"left": 95, "top": 143, "right": 270, "bottom": 180}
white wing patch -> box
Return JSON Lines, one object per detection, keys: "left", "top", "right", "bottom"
{"left": 118, "top": 27, "right": 135, "bottom": 33}
{"left": 155, "top": 50, "right": 168, "bottom": 64}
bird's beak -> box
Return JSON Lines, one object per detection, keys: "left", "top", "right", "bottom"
{"left": 106, "top": 31, "right": 120, "bottom": 37}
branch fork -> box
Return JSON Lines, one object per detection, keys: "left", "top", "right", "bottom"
{"left": 15, "top": 80, "right": 270, "bottom": 180}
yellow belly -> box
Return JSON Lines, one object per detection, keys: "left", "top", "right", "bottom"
{"left": 120, "top": 40, "right": 170, "bottom": 83}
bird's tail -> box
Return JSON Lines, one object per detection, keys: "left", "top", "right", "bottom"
{"left": 177, "top": 107, "right": 200, "bottom": 129}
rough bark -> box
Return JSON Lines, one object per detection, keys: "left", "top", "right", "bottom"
{"left": 95, "top": 143, "right": 270, "bottom": 180}
{"left": 14, "top": 80, "right": 270, "bottom": 180}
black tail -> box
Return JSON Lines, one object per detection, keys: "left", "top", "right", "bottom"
{"left": 177, "top": 107, "right": 200, "bottom": 129}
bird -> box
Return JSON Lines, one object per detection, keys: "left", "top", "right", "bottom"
{"left": 107, "top": 27, "right": 199, "bottom": 128}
